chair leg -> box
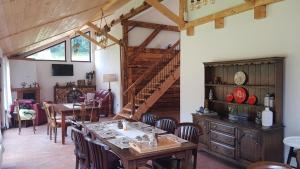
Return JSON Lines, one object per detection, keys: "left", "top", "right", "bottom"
{"left": 75, "top": 156, "right": 79, "bottom": 169}
{"left": 18, "top": 119, "right": 21, "bottom": 135}
{"left": 49, "top": 126, "right": 52, "bottom": 140}
{"left": 54, "top": 127, "right": 57, "bottom": 143}
{"left": 32, "top": 119, "right": 36, "bottom": 134}
{"left": 47, "top": 123, "right": 50, "bottom": 135}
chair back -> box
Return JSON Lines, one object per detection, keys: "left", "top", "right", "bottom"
{"left": 43, "top": 102, "right": 56, "bottom": 123}
{"left": 247, "top": 161, "right": 292, "bottom": 169}
{"left": 175, "top": 123, "right": 201, "bottom": 144}
{"left": 85, "top": 137, "right": 109, "bottom": 169}
{"left": 155, "top": 117, "right": 177, "bottom": 134}
{"left": 141, "top": 113, "right": 156, "bottom": 126}
{"left": 72, "top": 127, "right": 89, "bottom": 165}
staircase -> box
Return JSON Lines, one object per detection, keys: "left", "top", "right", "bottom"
{"left": 114, "top": 43, "right": 180, "bottom": 120}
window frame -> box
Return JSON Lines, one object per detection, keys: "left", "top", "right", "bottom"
{"left": 70, "top": 31, "right": 91, "bottom": 62}
{"left": 25, "top": 41, "right": 67, "bottom": 62}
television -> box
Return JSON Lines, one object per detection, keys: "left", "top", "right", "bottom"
{"left": 52, "top": 64, "right": 74, "bottom": 76}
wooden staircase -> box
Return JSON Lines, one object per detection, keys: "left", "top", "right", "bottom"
{"left": 114, "top": 45, "right": 180, "bottom": 121}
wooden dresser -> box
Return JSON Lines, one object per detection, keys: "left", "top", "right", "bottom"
{"left": 54, "top": 85, "right": 96, "bottom": 103}
{"left": 193, "top": 57, "right": 284, "bottom": 167}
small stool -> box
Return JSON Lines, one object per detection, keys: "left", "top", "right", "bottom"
{"left": 283, "top": 136, "right": 300, "bottom": 168}
{"left": 247, "top": 161, "right": 291, "bottom": 169}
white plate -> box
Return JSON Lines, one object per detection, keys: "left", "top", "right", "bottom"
{"left": 234, "top": 71, "right": 246, "bottom": 85}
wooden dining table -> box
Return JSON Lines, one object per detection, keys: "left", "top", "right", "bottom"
{"left": 83, "top": 121, "right": 198, "bottom": 169}
{"left": 53, "top": 103, "right": 98, "bottom": 144}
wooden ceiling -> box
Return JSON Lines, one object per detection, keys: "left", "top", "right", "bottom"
{"left": 0, "top": 0, "right": 129, "bottom": 57}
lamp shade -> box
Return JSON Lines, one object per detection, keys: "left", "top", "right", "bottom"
{"left": 103, "top": 74, "right": 117, "bottom": 82}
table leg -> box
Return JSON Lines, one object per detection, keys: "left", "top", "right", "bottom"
{"left": 182, "top": 150, "right": 193, "bottom": 169}
{"left": 61, "top": 114, "right": 66, "bottom": 144}
{"left": 287, "top": 147, "right": 294, "bottom": 165}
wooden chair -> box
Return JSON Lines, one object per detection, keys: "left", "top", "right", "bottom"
{"left": 141, "top": 113, "right": 156, "bottom": 126}
{"left": 297, "top": 150, "right": 300, "bottom": 169}
{"left": 152, "top": 123, "right": 201, "bottom": 169}
{"left": 85, "top": 137, "right": 123, "bottom": 169}
{"left": 43, "top": 102, "right": 70, "bottom": 143}
{"left": 15, "top": 99, "right": 36, "bottom": 135}
{"left": 72, "top": 127, "right": 89, "bottom": 169}
{"left": 155, "top": 117, "right": 177, "bottom": 134}
{"left": 247, "top": 161, "right": 292, "bottom": 169}
{"left": 72, "top": 101, "right": 100, "bottom": 124}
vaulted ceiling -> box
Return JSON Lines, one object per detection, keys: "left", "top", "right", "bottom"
{"left": 0, "top": 0, "right": 129, "bottom": 57}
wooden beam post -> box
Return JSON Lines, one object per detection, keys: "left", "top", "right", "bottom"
{"left": 76, "top": 31, "right": 105, "bottom": 48}
{"left": 86, "top": 22, "right": 121, "bottom": 45}
{"left": 126, "top": 20, "right": 179, "bottom": 32}
{"left": 254, "top": 5, "right": 267, "bottom": 19}
{"left": 179, "top": 0, "right": 186, "bottom": 22}
{"left": 184, "top": 0, "right": 283, "bottom": 30}
{"left": 186, "top": 27, "right": 194, "bottom": 36}
{"left": 215, "top": 17, "right": 224, "bottom": 29}
{"left": 145, "top": 0, "right": 184, "bottom": 28}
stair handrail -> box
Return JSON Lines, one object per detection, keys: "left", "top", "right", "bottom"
{"left": 123, "top": 41, "right": 180, "bottom": 96}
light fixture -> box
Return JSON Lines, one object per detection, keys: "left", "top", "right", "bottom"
{"left": 96, "top": 9, "right": 109, "bottom": 48}
{"left": 190, "top": 0, "right": 215, "bottom": 11}
{"left": 103, "top": 74, "right": 117, "bottom": 91}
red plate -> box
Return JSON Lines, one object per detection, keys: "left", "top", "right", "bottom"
{"left": 233, "top": 87, "right": 247, "bottom": 104}
{"left": 226, "top": 93, "right": 234, "bottom": 103}
{"left": 248, "top": 95, "right": 257, "bottom": 105}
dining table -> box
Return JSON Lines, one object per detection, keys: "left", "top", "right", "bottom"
{"left": 53, "top": 103, "right": 97, "bottom": 145}
{"left": 82, "top": 120, "right": 198, "bottom": 169}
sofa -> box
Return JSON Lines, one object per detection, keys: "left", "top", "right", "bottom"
{"left": 10, "top": 99, "right": 47, "bottom": 126}
{"left": 93, "top": 89, "right": 113, "bottom": 117}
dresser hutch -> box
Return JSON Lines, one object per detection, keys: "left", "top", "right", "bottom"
{"left": 193, "top": 57, "right": 284, "bottom": 167}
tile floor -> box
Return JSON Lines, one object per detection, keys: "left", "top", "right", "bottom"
{"left": 2, "top": 124, "right": 241, "bottom": 169}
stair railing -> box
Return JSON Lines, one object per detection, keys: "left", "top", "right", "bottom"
{"left": 123, "top": 41, "right": 180, "bottom": 117}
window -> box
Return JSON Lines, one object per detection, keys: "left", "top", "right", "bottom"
{"left": 26, "top": 42, "right": 66, "bottom": 61}
{"left": 71, "top": 32, "right": 91, "bottom": 62}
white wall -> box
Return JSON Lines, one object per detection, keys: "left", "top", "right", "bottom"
{"left": 10, "top": 39, "right": 95, "bottom": 101}
{"left": 180, "top": 0, "right": 300, "bottom": 160}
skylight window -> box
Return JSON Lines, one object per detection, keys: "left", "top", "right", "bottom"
{"left": 71, "top": 32, "right": 91, "bottom": 62}
{"left": 26, "top": 42, "right": 66, "bottom": 61}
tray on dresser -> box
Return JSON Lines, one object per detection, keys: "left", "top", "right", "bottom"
{"left": 129, "top": 135, "right": 182, "bottom": 154}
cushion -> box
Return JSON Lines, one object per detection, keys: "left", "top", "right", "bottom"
{"left": 19, "top": 109, "right": 36, "bottom": 120}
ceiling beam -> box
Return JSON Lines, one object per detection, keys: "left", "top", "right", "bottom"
{"left": 126, "top": 20, "right": 179, "bottom": 32}
{"left": 76, "top": 30, "right": 106, "bottom": 48}
{"left": 184, "top": 0, "right": 283, "bottom": 30}
{"left": 145, "top": 0, "right": 185, "bottom": 28}
{"left": 179, "top": 0, "right": 186, "bottom": 22}
{"left": 86, "top": 22, "right": 121, "bottom": 44}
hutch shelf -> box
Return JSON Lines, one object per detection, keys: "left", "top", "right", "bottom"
{"left": 193, "top": 57, "right": 284, "bottom": 167}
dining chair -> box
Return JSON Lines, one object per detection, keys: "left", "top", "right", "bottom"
{"left": 72, "top": 127, "right": 90, "bottom": 169}
{"left": 247, "top": 161, "right": 292, "bottom": 169}
{"left": 141, "top": 113, "right": 156, "bottom": 126}
{"left": 155, "top": 117, "right": 177, "bottom": 134}
{"left": 152, "top": 123, "right": 201, "bottom": 169}
{"left": 85, "top": 137, "right": 123, "bottom": 169}
{"left": 297, "top": 150, "right": 300, "bottom": 169}
{"left": 43, "top": 102, "right": 70, "bottom": 143}
{"left": 15, "top": 99, "right": 36, "bottom": 135}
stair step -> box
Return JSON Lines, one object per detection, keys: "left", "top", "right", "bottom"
{"left": 117, "top": 112, "right": 132, "bottom": 119}
{"left": 123, "top": 107, "right": 133, "bottom": 112}
{"left": 136, "top": 98, "right": 146, "bottom": 101}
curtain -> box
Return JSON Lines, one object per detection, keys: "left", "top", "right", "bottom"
{"left": 0, "top": 49, "right": 12, "bottom": 129}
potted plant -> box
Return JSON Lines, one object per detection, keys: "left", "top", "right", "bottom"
{"left": 228, "top": 106, "right": 238, "bottom": 121}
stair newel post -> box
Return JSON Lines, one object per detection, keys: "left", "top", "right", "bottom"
{"left": 131, "top": 86, "right": 136, "bottom": 118}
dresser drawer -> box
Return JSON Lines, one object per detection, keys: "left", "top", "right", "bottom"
{"left": 211, "top": 141, "right": 235, "bottom": 159}
{"left": 211, "top": 131, "right": 235, "bottom": 147}
{"left": 210, "top": 122, "right": 235, "bottom": 136}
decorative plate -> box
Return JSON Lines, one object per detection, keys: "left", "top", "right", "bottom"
{"left": 234, "top": 71, "right": 246, "bottom": 85}
{"left": 233, "top": 87, "right": 247, "bottom": 104}
{"left": 248, "top": 95, "right": 257, "bottom": 105}
{"left": 226, "top": 93, "right": 234, "bottom": 103}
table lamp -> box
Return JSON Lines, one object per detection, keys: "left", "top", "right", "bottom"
{"left": 103, "top": 74, "right": 117, "bottom": 91}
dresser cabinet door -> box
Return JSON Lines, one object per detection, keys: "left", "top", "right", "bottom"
{"left": 237, "top": 129, "right": 262, "bottom": 162}
{"left": 193, "top": 115, "right": 209, "bottom": 147}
